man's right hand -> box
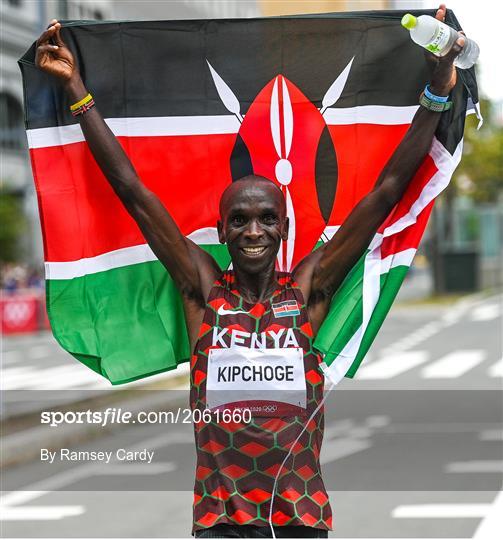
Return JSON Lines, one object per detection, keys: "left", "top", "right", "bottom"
{"left": 35, "top": 20, "right": 77, "bottom": 83}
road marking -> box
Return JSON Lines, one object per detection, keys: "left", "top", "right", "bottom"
{"left": 488, "top": 358, "right": 503, "bottom": 378}
{"left": 32, "top": 369, "right": 104, "bottom": 390}
{"left": 0, "top": 505, "right": 85, "bottom": 521}
{"left": 384, "top": 422, "right": 500, "bottom": 434}
{"left": 320, "top": 438, "right": 372, "bottom": 465}
{"left": 392, "top": 503, "right": 490, "bottom": 518}
{"left": 356, "top": 351, "right": 428, "bottom": 379}
{"left": 94, "top": 462, "right": 176, "bottom": 475}
{"left": 28, "top": 345, "right": 53, "bottom": 360}
{"left": 471, "top": 303, "right": 501, "bottom": 322}
{"left": 421, "top": 350, "right": 486, "bottom": 379}
{"left": 1, "top": 365, "right": 89, "bottom": 390}
{"left": 1, "top": 350, "right": 21, "bottom": 364}
{"left": 445, "top": 460, "right": 503, "bottom": 473}
{"left": 382, "top": 322, "right": 441, "bottom": 355}
{"left": 473, "top": 490, "right": 503, "bottom": 539}
{"left": 1, "top": 367, "right": 33, "bottom": 382}
{"left": 479, "top": 429, "right": 503, "bottom": 441}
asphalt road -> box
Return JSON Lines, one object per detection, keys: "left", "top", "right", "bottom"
{"left": 1, "top": 290, "right": 502, "bottom": 539}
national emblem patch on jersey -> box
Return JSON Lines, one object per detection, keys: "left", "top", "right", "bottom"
{"left": 272, "top": 300, "right": 300, "bottom": 318}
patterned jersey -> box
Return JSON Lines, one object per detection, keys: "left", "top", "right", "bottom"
{"left": 190, "top": 271, "right": 332, "bottom": 533}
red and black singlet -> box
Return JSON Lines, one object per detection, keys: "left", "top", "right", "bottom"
{"left": 190, "top": 271, "right": 332, "bottom": 532}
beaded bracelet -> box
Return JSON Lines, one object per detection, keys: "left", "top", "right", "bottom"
{"left": 70, "top": 93, "right": 95, "bottom": 116}
{"left": 419, "top": 92, "right": 452, "bottom": 112}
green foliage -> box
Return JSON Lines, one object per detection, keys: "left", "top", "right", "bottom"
{"left": 454, "top": 99, "right": 503, "bottom": 203}
{"left": 0, "top": 193, "right": 27, "bottom": 262}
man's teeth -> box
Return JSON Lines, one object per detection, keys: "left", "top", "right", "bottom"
{"left": 242, "top": 247, "right": 266, "bottom": 255}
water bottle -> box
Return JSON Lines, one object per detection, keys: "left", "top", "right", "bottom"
{"left": 401, "top": 13, "right": 479, "bottom": 69}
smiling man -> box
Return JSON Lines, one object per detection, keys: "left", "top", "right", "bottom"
{"left": 35, "top": 5, "right": 463, "bottom": 538}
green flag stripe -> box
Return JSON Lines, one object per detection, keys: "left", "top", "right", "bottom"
{"left": 313, "top": 254, "right": 410, "bottom": 376}
{"left": 47, "top": 245, "right": 230, "bottom": 384}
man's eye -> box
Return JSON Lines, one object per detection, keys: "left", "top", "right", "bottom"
{"left": 262, "top": 214, "right": 277, "bottom": 224}
{"left": 231, "top": 215, "right": 245, "bottom": 225}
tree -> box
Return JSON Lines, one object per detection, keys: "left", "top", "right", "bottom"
{"left": 0, "top": 193, "right": 27, "bottom": 263}
{"left": 453, "top": 98, "right": 503, "bottom": 203}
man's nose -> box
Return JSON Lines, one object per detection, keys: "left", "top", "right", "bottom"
{"left": 244, "top": 219, "right": 263, "bottom": 240}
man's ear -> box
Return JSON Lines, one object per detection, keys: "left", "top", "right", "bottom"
{"left": 217, "top": 220, "right": 225, "bottom": 244}
{"left": 281, "top": 217, "right": 289, "bottom": 241}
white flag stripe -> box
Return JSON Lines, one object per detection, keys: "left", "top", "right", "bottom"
{"left": 27, "top": 115, "right": 241, "bottom": 149}
{"left": 270, "top": 78, "right": 282, "bottom": 158}
{"left": 26, "top": 106, "right": 420, "bottom": 150}
{"left": 356, "top": 351, "right": 428, "bottom": 380}
{"left": 379, "top": 249, "right": 416, "bottom": 274}
{"left": 282, "top": 77, "right": 294, "bottom": 157}
{"left": 421, "top": 350, "right": 486, "bottom": 379}
{"left": 44, "top": 225, "right": 417, "bottom": 281}
{"left": 323, "top": 138, "right": 462, "bottom": 386}
{"left": 324, "top": 105, "right": 418, "bottom": 125}
{"left": 489, "top": 358, "right": 503, "bottom": 378}
{"left": 392, "top": 504, "right": 490, "bottom": 519}
{"left": 44, "top": 227, "right": 219, "bottom": 279}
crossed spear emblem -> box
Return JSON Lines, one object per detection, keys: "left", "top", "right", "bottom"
{"left": 207, "top": 57, "right": 355, "bottom": 271}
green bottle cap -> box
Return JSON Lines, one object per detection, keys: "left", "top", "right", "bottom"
{"left": 401, "top": 14, "right": 417, "bottom": 30}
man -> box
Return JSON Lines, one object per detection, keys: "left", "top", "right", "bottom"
{"left": 35, "top": 4, "right": 463, "bottom": 538}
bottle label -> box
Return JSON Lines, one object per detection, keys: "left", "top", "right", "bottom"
{"left": 425, "top": 24, "right": 451, "bottom": 54}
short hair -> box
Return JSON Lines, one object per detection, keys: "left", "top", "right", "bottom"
{"left": 219, "top": 175, "right": 285, "bottom": 218}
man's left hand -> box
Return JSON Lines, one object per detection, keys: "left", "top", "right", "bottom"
{"left": 428, "top": 4, "right": 465, "bottom": 96}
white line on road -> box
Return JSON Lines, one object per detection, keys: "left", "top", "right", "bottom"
{"left": 1, "top": 350, "right": 21, "bottom": 364}
{"left": 470, "top": 303, "right": 501, "bottom": 322}
{"left": 392, "top": 503, "right": 491, "bottom": 518}
{"left": 320, "top": 438, "right": 372, "bottom": 465}
{"left": 94, "top": 462, "right": 176, "bottom": 475}
{"left": 0, "top": 505, "right": 85, "bottom": 521}
{"left": 1, "top": 367, "right": 33, "bottom": 382}
{"left": 27, "top": 345, "right": 54, "bottom": 360}
{"left": 382, "top": 323, "right": 441, "bottom": 356}
{"left": 479, "top": 429, "right": 503, "bottom": 441}
{"left": 356, "top": 351, "right": 428, "bottom": 379}
{"left": 488, "top": 358, "right": 503, "bottom": 378}
{"left": 445, "top": 461, "right": 503, "bottom": 473}
{"left": 473, "top": 490, "right": 503, "bottom": 539}
{"left": 421, "top": 350, "right": 487, "bottom": 379}
{"left": 1, "top": 365, "right": 92, "bottom": 390}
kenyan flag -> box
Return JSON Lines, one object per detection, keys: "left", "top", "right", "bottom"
{"left": 19, "top": 10, "right": 478, "bottom": 384}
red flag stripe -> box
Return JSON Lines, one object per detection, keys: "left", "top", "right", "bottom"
{"left": 32, "top": 123, "right": 414, "bottom": 262}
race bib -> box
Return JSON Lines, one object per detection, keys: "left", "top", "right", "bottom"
{"left": 206, "top": 347, "right": 307, "bottom": 417}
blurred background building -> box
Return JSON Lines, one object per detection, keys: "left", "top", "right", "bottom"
{"left": 1, "top": 0, "right": 501, "bottom": 299}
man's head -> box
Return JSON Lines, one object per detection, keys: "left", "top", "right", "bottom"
{"left": 217, "top": 175, "right": 288, "bottom": 274}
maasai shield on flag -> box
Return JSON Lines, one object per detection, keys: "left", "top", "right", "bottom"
{"left": 19, "top": 10, "right": 479, "bottom": 384}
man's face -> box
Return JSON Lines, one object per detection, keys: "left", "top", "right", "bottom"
{"left": 217, "top": 178, "right": 288, "bottom": 274}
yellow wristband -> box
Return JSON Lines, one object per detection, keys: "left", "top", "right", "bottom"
{"left": 70, "top": 93, "right": 93, "bottom": 112}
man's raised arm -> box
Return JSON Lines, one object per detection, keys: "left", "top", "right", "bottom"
{"left": 294, "top": 5, "right": 463, "bottom": 324}
{"left": 35, "top": 21, "right": 220, "bottom": 305}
